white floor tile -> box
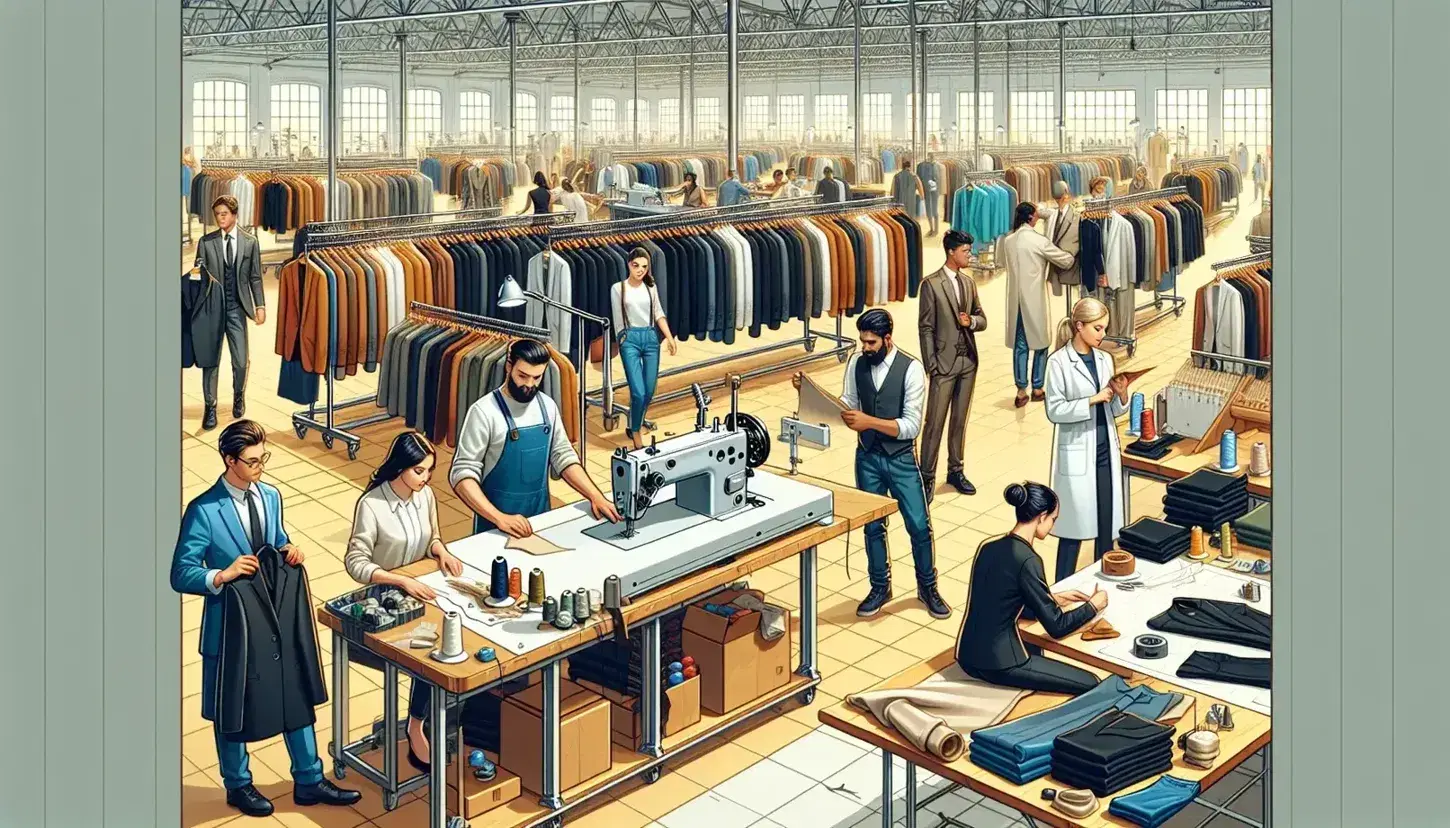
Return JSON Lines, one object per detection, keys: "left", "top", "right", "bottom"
{"left": 748, "top": 819, "right": 789, "bottom": 828}
{"left": 956, "top": 803, "right": 1022, "bottom": 828}
{"left": 767, "top": 728, "right": 868, "bottom": 781}
{"left": 767, "top": 784, "right": 878, "bottom": 828}
{"left": 713, "top": 757, "right": 819, "bottom": 816}
{"left": 819, "top": 726, "right": 885, "bottom": 756}
{"left": 659, "top": 791, "right": 763, "bottom": 828}
{"left": 823, "top": 752, "right": 910, "bottom": 810}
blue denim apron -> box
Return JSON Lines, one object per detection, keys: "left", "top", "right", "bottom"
{"left": 473, "top": 390, "right": 553, "bottom": 534}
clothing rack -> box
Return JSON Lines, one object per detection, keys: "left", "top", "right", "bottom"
{"left": 954, "top": 172, "right": 1009, "bottom": 271}
{"left": 288, "top": 211, "right": 576, "bottom": 460}
{"left": 1247, "top": 235, "right": 1271, "bottom": 254}
{"left": 1176, "top": 156, "right": 1233, "bottom": 170}
{"left": 1212, "top": 251, "right": 1273, "bottom": 272}
{"left": 1077, "top": 186, "right": 1193, "bottom": 356}
{"left": 1190, "top": 350, "right": 1272, "bottom": 371}
{"left": 300, "top": 206, "right": 502, "bottom": 233}
{"left": 549, "top": 197, "right": 903, "bottom": 431}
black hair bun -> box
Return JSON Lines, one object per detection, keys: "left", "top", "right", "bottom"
{"left": 1003, "top": 483, "right": 1028, "bottom": 508}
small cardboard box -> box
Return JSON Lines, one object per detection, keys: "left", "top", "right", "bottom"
{"left": 681, "top": 589, "right": 791, "bottom": 715}
{"left": 445, "top": 753, "right": 523, "bottom": 819}
{"left": 499, "top": 679, "right": 613, "bottom": 795}
{"left": 594, "top": 675, "right": 702, "bottom": 750}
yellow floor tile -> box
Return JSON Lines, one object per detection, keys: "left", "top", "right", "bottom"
{"left": 817, "top": 665, "right": 878, "bottom": 700}
{"left": 615, "top": 768, "right": 704, "bottom": 818}
{"left": 727, "top": 712, "right": 813, "bottom": 756}
{"left": 818, "top": 628, "right": 884, "bottom": 663}
{"left": 562, "top": 797, "right": 655, "bottom": 828}
{"left": 892, "top": 626, "right": 957, "bottom": 660}
{"left": 670, "top": 738, "right": 765, "bottom": 788}
{"left": 852, "top": 612, "right": 921, "bottom": 647}
{"left": 856, "top": 645, "right": 932, "bottom": 680}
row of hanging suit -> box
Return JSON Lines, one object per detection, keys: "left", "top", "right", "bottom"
{"left": 519, "top": 209, "right": 924, "bottom": 357}
{"left": 1076, "top": 195, "right": 1209, "bottom": 342}
{"left": 1194, "top": 261, "right": 1272, "bottom": 378}
{"left": 189, "top": 168, "right": 435, "bottom": 233}
{"left": 1000, "top": 155, "right": 1136, "bottom": 203}
{"left": 1161, "top": 163, "right": 1242, "bottom": 218}
{"left": 419, "top": 155, "right": 524, "bottom": 209}
{"left": 788, "top": 154, "right": 884, "bottom": 185}
{"left": 950, "top": 178, "right": 1019, "bottom": 253}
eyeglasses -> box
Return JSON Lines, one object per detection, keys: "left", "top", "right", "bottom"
{"left": 234, "top": 452, "right": 272, "bottom": 469}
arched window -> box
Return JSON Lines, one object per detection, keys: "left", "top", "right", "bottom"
{"left": 406, "top": 88, "right": 443, "bottom": 153}
{"left": 192, "top": 79, "right": 249, "bottom": 159}
{"left": 270, "top": 82, "right": 322, "bottom": 156}
{"left": 342, "top": 86, "right": 389, "bottom": 154}
{"left": 459, "top": 91, "right": 492, "bottom": 143}
{"left": 590, "top": 98, "right": 617, "bottom": 141}
{"left": 550, "top": 96, "right": 575, "bottom": 142}
{"left": 514, "top": 92, "right": 538, "bottom": 139}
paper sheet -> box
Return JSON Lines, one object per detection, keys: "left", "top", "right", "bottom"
{"left": 505, "top": 533, "right": 571, "bottom": 556}
{"left": 796, "top": 374, "right": 847, "bottom": 428}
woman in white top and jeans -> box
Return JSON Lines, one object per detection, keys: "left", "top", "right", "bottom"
{"left": 611, "top": 248, "right": 678, "bottom": 449}
{"left": 345, "top": 431, "right": 464, "bottom": 773}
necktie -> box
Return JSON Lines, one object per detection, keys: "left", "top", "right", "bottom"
{"left": 244, "top": 490, "right": 264, "bottom": 553}
{"left": 225, "top": 234, "right": 234, "bottom": 268}
{"left": 955, "top": 274, "right": 968, "bottom": 318}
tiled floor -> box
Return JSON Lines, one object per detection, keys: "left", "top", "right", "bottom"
{"left": 177, "top": 198, "right": 1264, "bottom": 827}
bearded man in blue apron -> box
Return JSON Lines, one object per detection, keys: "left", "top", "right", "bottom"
{"left": 451, "top": 338, "right": 620, "bottom": 536}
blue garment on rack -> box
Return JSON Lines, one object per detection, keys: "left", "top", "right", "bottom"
{"left": 881, "top": 149, "right": 897, "bottom": 172}
{"left": 418, "top": 157, "right": 443, "bottom": 191}
{"left": 743, "top": 155, "right": 760, "bottom": 182}
{"left": 970, "top": 676, "right": 1183, "bottom": 766}
{"left": 1108, "top": 776, "right": 1200, "bottom": 827}
{"left": 182, "top": 164, "right": 194, "bottom": 198}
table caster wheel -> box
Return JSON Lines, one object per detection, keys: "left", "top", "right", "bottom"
{"left": 294, "top": 423, "right": 307, "bottom": 440}
{"left": 798, "top": 687, "right": 817, "bottom": 705}
{"left": 1174, "top": 305, "right": 1185, "bottom": 318}
{"left": 604, "top": 415, "right": 619, "bottom": 432}
{"left": 322, "top": 434, "right": 335, "bottom": 449}
{"left": 543, "top": 818, "right": 562, "bottom": 828}
{"left": 644, "top": 766, "right": 662, "bottom": 784}
{"left": 837, "top": 351, "right": 849, "bottom": 364}
{"left": 384, "top": 792, "right": 399, "bottom": 811}
{"left": 447, "top": 818, "right": 471, "bottom": 828}
{"left": 332, "top": 763, "right": 346, "bottom": 781}
{"left": 346, "top": 443, "right": 359, "bottom": 460}
{"left": 804, "top": 337, "right": 817, "bottom": 353}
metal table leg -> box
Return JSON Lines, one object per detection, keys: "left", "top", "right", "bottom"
{"left": 331, "top": 632, "right": 349, "bottom": 780}
{"left": 1262, "top": 744, "right": 1271, "bottom": 827}
{"left": 881, "top": 751, "right": 895, "bottom": 827}
{"left": 429, "top": 684, "right": 449, "bottom": 828}
{"left": 539, "top": 661, "right": 565, "bottom": 810}
{"left": 382, "top": 663, "right": 399, "bottom": 809}
{"left": 797, "top": 545, "right": 821, "bottom": 697}
{"left": 640, "top": 619, "right": 665, "bottom": 759}
{"left": 904, "top": 762, "right": 917, "bottom": 828}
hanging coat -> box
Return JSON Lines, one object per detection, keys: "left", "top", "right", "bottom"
{"left": 1000, "top": 225, "right": 1075, "bottom": 352}
{"left": 892, "top": 169, "right": 922, "bottom": 220}
{"left": 181, "top": 266, "right": 225, "bottom": 370}
{"left": 1044, "top": 346, "right": 1129, "bottom": 541}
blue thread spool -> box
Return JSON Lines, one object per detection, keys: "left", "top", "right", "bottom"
{"left": 668, "top": 671, "right": 686, "bottom": 687}
{"left": 489, "top": 556, "right": 509, "bottom": 601}
{"left": 1129, "top": 392, "right": 1145, "bottom": 437}
{"left": 1220, "top": 429, "right": 1239, "bottom": 472}
{"left": 668, "top": 661, "right": 683, "bottom": 674}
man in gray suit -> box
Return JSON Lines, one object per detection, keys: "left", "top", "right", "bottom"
{"left": 193, "top": 195, "right": 265, "bottom": 430}
{"left": 917, "top": 230, "right": 987, "bottom": 503}
{"left": 1044, "top": 181, "right": 1082, "bottom": 296}
{"left": 916, "top": 153, "right": 941, "bottom": 236}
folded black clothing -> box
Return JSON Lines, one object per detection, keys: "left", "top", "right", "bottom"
{"left": 1119, "top": 540, "right": 1190, "bottom": 565}
{"left": 1053, "top": 742, "right": 1174, "bottom": 778}
{"left": 1054, "top": 710, "right": 1177, "bottom": 765}
{"left": 1120, "top": 536, "right": 1191, "bottom": 555}
{"left": 1119, "top": 517, "right": 1192, "bottom": 548}
{"left": 1125, "top": 442, "right": 1175, "bottom": 460}
{"left": 1126, "top": 433, "right": 1186, "bottom": 454}
{"left": 1163, "top": 501, "right": 1252, "bottom": 528}
{"left": 1050, "top": 755, "right": 1175, "bottom": 798}
{"left": 1177, "top": 650, "right": 1272, "bottom": 689}
{"left": 1167, "top": 468, "right": 1248, "bottom": 499}
{"left": 1163, "top": 489, "right": 1250, "bottom": 512}
{"left": 1148, "top": 597, "right": 1271, "bottom": 650}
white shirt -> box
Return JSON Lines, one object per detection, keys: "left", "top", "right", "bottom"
{"left": 219, "top": 227, "right": 238, "bottom": 264}
{"left": 344, "top": 483, "right": 441, "bottom": 584}
{"left": 839, "top": 348, "right": 927, "bottom": 441}
{"left": 205, "top": 477, "right": 265, "bottom": 595}
{"left": 449, "top": 387, "right": 580, "bottom": 490}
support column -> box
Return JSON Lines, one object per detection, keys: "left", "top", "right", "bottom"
{"left": 678, "top": 66, "right": 686, "bottom": 148}
{"left": 539, "top": 662, "right": 565, "bottom": 810}
{"left": 505, "top": 11, "right": 520, "bottom": 173}
{"left": 633, "top": 45, "right": 641, "bottom": 151}
{"left": 573, "top": 28, "right": 581, "bottom": 159}
{"left": 687, "top": 16, "right": 696, "bottom": 147}
{"left": 1057, "top": 22, "right": 1066, "bottom": 152}
{"left": 726, "top": 0, "right": 740, "bottom": 175}
{"left": 852, "top": 0, "right": 862, "bottom": 183}
{"left": 1004, "top": 40, "right": 1011, "bottom": 149}
{"left": 971, "top": 23, "right": 980, "bottom": 163}
{"left": 325, "top": 0, "right": 338, "bottom": 216}
{"left": 919, "top": 29, "right": 928, "bottom": 158}
{"left": 907, "top": 0, "right": 918, "bottom": 157}
{"left": 396, "top": 34, "right": 408, "bottom": 157}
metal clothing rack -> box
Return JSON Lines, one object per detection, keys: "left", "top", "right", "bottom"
{"left": 289, "top": 212, "right": 575, "bottom": 459}
{"left": 547, "top": 197, "right": 903, "bottom": 431}
{"left": 1077, "top": 186, "right": 1193, "bottom": 356}
{"left": 951, "top": 172, "right": 1010, "bottom": 271}
{"left": 1213, "top": 251, "right": 1273, "bottom": 272}
{"left": 1247, "top": 235, "right": 1271, "bottom": 254}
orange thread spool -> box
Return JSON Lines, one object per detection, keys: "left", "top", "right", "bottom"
{"left": 1140, "top": 408, "right": 1158, "bottom": 441}
{"left": 508, "top": 567, "right": 522, "bottom": 600}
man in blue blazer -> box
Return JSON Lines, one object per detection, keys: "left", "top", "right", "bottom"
{"left": 171, "top": 420, "right": 360, "bottom": 817}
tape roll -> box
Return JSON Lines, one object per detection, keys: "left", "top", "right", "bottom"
{"left": 1133, "top": 634, "right": 1168, "bottom": 660}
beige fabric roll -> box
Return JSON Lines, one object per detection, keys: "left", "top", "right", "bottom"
{"left": 847, "top": 664, "right": 1030, "bottom": 762}
{"left": 1052, "top": 788, "right": 1099, "bottom": 818}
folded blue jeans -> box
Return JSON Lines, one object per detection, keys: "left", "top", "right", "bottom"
{"left": 970, "top": 676, "right": 1182, "bottom": 765}
{"left": 968, "top": 745, "right": 1053, "bottom": 784}
{"left": 1108, "top": 775, "right": 1201, "bottom": 828}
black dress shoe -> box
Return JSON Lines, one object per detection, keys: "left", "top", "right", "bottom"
{"left": 856, "top": 583, "right": 893, "bottom": 618}
{"left": 225, "top": 784, "right": 274, "bottom": 817}
{"left": 293, "top": 779, "right": 362, "bottom": 807}
{"left": 407, "top": 744, "right": 431, "bottom": 774}
{"left": 918, "top": 583, "right": 952, "bottom": 619}
{"left": 946, "top": 472, "right": 977, "bottom": 496}
{"left": 202, "top": 406, "right": 218, "bottom": 431}
{"left": 233, "top": 397, "right": 246, "bottom": 418}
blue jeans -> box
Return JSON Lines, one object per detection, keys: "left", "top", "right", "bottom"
{"left": 1013, "top": 310, "right": 1046, "bottom": 391}
{"left": 855, "top": 447, "right": 936, "bottom": 588}
{"left": 620, "top": 328, "right": 660, "bottom": 433}
{"left": 1108, "top": 775, "right": 1201, "bottom": 827}
{"left": 214, "top": 722, "right": 324, "bottom": 791}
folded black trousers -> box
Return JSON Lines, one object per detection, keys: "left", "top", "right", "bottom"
{"left": 1176, "top": 650, "right": 1272, "bottom": 689}
{"left": 1054, "top": 710, "right": 1176, "bottom": 765}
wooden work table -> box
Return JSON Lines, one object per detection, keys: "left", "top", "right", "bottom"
{"left": 1120, "top": 422, "right": 1272, "bottom": 501}
{"left": 819, "top": 651, "right": 1270, "bottom": 828}
{"left": 316, "top": 472, "right": 896, "bottom": 827}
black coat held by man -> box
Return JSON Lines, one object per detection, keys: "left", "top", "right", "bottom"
{"left": 210, "top": 544, "right": 328, "bottom": 742}
{"left": 181, "top": 265, "right": 225, "bottom": 370}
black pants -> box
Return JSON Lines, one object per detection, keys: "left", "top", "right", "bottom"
{"left": 1056, "top": 427, "right": 1116, "bottom": 582}
{"left": 964, "top": 651, "right": 1099, "bottom": 697}
{"left": 202, "top": 305, "right": 250, "bottom": 407}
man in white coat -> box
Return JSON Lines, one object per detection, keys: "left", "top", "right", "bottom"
{"left": 999, "top": 202, "right": 1075, "bottom": 408}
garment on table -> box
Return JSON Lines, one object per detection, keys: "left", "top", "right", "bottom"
{"left": 847, "top": 663, "right": 1030, "bottom": 762}
{"left": 1050, "top": 709, "right": 1176, "bottom": 796}
{"left": 1108, "top": 775, "right": 1200, "bottom": 828}
{"left": 1176, "top": 650, "right": 1271, "bottom": 689}
{"left": 1147, "top": 597, "right": 1271, "bottom": 651}
{"left": 1117, "top": 518, "right": 1192, "bottom": 564}
{"left": 1233, "top": 502, "right": 1272, "bottom": 550}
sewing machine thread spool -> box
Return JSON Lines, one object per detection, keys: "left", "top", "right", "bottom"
{"left": 573, "top": 588, "right": 590, "bottom": 620}
{"left": 604, "top": 575, "right": 622, "bottom": 610}
{"left": 1218, "top": 521, "right": 1236, "bottom": 560}
{"left": 1140, "top": 408, "right": 1158, "bottom": 441}
{"left": 489, "top": 556, "right": 508, "bottom": 600}
{"left": 1250, "top": 441, "right": 1271, "bottom": 476}
{"left": 527, "top": 568, "right": 546, "bottom": 609}
{"left": 431, "top": 610, "right": 468, "bottom": 663}
{"left": 560, "top": 590, "right": 574, "bottom": 617}
{"left": 1219, "top": 429, "right": 1239, "bottom": 472}
{"left": 1189, "top": 525, "right": 1210, "bottom": 561}
{"left": 1128, "top": 392, "right": 1145, "bottom": 436}
{"left": 508, "top": 567, "right": 522, "bottom": 600}
{"left": 541, "top": 597, "right": 558, "bottom": 624}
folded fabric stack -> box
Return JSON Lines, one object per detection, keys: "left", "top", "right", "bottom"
{"left": 569, "top": 609, "right": 685, "bottom": 697}
{"left": 1233, "top": 502, "right": 1272, "bottom": 550}
{"left": 968, "top": 677, "right": 1184, "bottom": 784}
{"left": 1050, "top": 710, "right": 1175, "bottom": 797}
{"left": 1118, "top": 518, "right": 1193, "bottom": 564}
{"left": 1162, "top": 469, "right": 1250, "bottom": 529}
{"left": 1177, "top": 650, "right": 1272, "bottom": 690}
{"left": 1109, "top": 775, "right": 1201, "bottom": 827}
{"left": 1181, "top": 730, "right": 1221, "bottom": 769}
{"left": 1124, "top": 433, "right": 1186, "bottom": 460}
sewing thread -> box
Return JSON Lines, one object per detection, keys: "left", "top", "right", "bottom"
{"left": 1219, "top": 429, "right": 1239, "bottom": 472}
{"left": 439, "top": 611, "right": 464, "bottom": 659}
{"left": 1129, "top": 392, "right": 1145, "bottom": 436}
{"left": 1250, "top": 441, "right": 1271, "bottom": 476}
{"left": 1140, "top": 408, "right": 1158, "bottom": 441}
{"left": 508, "top": 567, "right": 522, "bottom": 600}
{"left": 528, "top": 568, "right": 546, "bottom": 607}
{"left": 489, "top": 556, "right": 509, "bottom": 601}
{"left": 573, "top": 587, "right": 590, "bottom": 620}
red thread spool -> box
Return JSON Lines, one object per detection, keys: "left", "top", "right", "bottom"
{"left": 508, "top": 567, "right": 522, "bottom": 600}
{"left": 681, "top": 655, "right": 695, "bottom": 669}
{"left": 1140, "top": 408, "right": 1158, "bottom": 441}
{"left": 683, "top": 665, "right": 698, "bottom": 679}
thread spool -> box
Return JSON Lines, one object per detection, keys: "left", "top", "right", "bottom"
{"left": 542, "top": 597, "right": 558, "bottom": 624}
{"left": 603, "top": 575, "right": 622, "bottom": 610}
{"left": 589, "top": 589, "right": 603, "bottom": 614}
{"left": 1250, "top": 441, "right": 1271, "bottom": 477}
{"left": 508, "top": 567, "right": 523, "bottom": 600}
{"left": 485, "top": 556, "right": 514, "bottom": 607}
{"left": 560, "top": 590, "right": 574, "bottom": 618}
{"left": 1133, "top": 633, "right": 1168, "bottom": 660}
{"left": 1218, "top": 521, "right": 1236, "bottom": 561}
{"left": 573, "top": 588, "right": 590, "bottom": 620}
{"left": 1128, "top": 392, "right": 1145, "bottom": 437}
{"left": 1189, "top": 526, "right": 1210, "bottom": 561}
{"left": 527, "top": 568, "right": 546, "bottom": 611}
{"left": 1140, "top": 408, "right": 1158, "bottom": 441}
{"left": 432, "top": 610, "right": 468, "bottom": 663}
{"left": 1219, "top": 429, "right": 1239, "bottom": 472}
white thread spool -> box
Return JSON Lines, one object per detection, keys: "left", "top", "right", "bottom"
{"left": 431, "top": 610, "right": 469, "bottom": 664}
{"left": 1250, "top": 441, "right": 1271, "bottom": 477}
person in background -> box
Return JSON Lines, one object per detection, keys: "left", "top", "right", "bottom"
{"left": 549, "top": 172, "right": 561, "bottom": 191}
{"left": 452, "top": 339, "right": 621, "bottom": 537}
{"left": 1043, "top": 181, "right": 1083, "bottom": 298}
{"left": 794, "top": 309, "right": 951, "bottom": 620}
{"left": 892, "top": 156, "right": 927, "bottom": 224}
{"left": 612, "top": 248, "right": 679, "bottom": 448}
{"left": 917, "top": 230, "right": 986, "bottom": 502}
{"left": 1044, "top": 297, "right": 1130, "bottom": 581}
{"left": 1128, "top": 165, "right": 1151, "bottom": 193}
{"left": 777, "top": 171, "right": 808, "bottom": 200}
{"left": 345, "top": 431, "right": 464, "bottom": 773}
{"left": 718, "top": 169, "right": 751, "bottom": 206}
{"left": 1000, "top": 202, "right": 1075, "bottom": 409}
{"left": 956, "top": 482, "right": 1107, "bottom": 695}
{"left": 555, "top": 178, "right": 593, "bottom": 224}
{"left": 171, "top": 420, "right": 361, "bottom": 817}
{"left": 767, "top": 169, "right": 786, "bottom": 194}
{"left": 815, "top": 166, "right": 850, "bottom": 203}
{"left": 193, "top": 195, "right": 265, "bottom": 431}
{"left": 916, "top": 153, "right": 942, "bottom": 236}
{"left": 527, "top": 171, "right": 554, "bottom": 214}
{"left": 1252, "top": 154, "right": 1266, "bottom": 201}
{"left": 677, "top": 172, "right": 706, "bottom": 208}
{"left": 1088, "top": 177, "right": 1109, "bottom": 199}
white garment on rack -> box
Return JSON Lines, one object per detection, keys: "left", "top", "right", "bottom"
{"left": 1104, "top": 212, "right": 1136, "bottom": 292}
{"left": 712, "top": 227, "right": 750, "bottom": 331}
{"left": 526, "top": 252, "right": 574, "bottom": 354}
{"left": 1201, "top": 281, "right": 1247, "bottom": 375}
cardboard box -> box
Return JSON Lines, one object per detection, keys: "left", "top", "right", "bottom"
{"left": 499, "top": 679, "right": 613, "bottom": 795}
{"left": 593, "top": 675, "right": 702, "bottom": 750}
{"left": 446, "top": 753, "right": 523, "bottom": 819}
{"left": 681, "top": 589, "right": 791, "bottom": 715}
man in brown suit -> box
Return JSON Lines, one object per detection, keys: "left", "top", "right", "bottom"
{"left": 917, "top": 230, "right": 987, "bottom": 502}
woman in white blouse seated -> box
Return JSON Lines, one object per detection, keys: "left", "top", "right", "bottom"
{"left": 345, "top": 431, "right": 464, "bottom": 773}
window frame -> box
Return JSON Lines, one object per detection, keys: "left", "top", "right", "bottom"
{"left": 192, "top": 78, "right": 250, "bottom": 160}
{"left": 268, "top": 81, "right": 321, "bottom": 156}
{"left": 1009, "top": 90, "right": 1056, "bottom": 146}
{"left": 341, "top": 84, "right": 390, "bottom": 155}
{"left": 404, "top": 87, "right": 443, "bottom": 154}
{"left": 459, "top": 90, "right": 492, "bottom": 143}
{"left": 1155, "top": 88, "right": 1211, "bottom": 154}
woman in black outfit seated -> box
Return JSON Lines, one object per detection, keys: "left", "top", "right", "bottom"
{"left": 956, "top": 482, "right": 1109, "bottom": 696}
{"left": 527, "top": 171, "right": 554, "bottom": 214}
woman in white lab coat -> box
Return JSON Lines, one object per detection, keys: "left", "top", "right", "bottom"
{"left": 1045, "top": 297, "right": 1130, "bottom": 582}
{"left": 1000, "top": 201, "right": 1076, "bottom": 408}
